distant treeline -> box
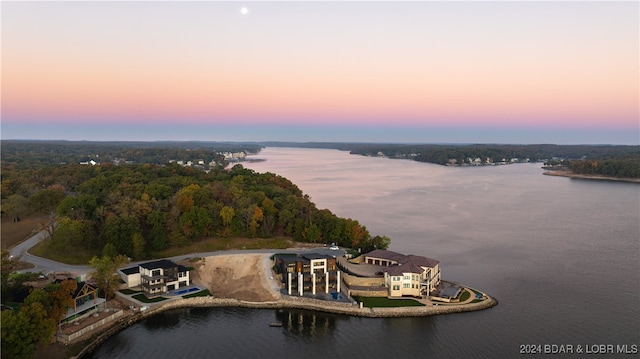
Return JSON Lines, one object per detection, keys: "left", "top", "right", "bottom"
{"left": 1, "top": 140, "right": 264, "bottom": 171}
{"left": 341, "top": 143, "right": 640, "bottom": 179}
{"left": 345, "top": 143, "right": 638, "bottom": 163}
{"left": 567, "top": 158, "right": 640, "bottom": 178}
{"left": 1, "top": 161, "right": 390, "bottom": 260}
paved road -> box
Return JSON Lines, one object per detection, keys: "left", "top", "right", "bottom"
{"left": 10, "top": 228, "right": 345, "bottom": 277}
{"left": 10, "top": 229, "right": 90, "bottom": 276}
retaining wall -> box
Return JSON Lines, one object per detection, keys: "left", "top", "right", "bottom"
{"left": 58, "top": 310, "right": 123, "bottom": 344}
{"left": 76, "top": 293, "right": 498, "bottom": 358}
{"left": 342, "top": 272, "right": 385, "bottom": 287}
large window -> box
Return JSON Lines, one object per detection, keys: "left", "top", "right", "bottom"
{"left": 152, "top": 269, "right": 161, "bottom": 277}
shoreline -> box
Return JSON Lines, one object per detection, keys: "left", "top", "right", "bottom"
{"left": 74, "top": 252, "right": 498, "bottom": 358}
{"left": 76, "top": 290, "right": 498, "bottom": 358}
{"left": 542, "top": 170, "right": 640, "bottom": 183}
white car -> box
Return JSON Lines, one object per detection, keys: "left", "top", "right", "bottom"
{"left": 329, "top": 245, "right": 339, "bottom": 251}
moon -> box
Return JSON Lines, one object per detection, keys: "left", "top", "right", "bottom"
{"left": 241, "top": 7, "right": 248, "bottom": 15}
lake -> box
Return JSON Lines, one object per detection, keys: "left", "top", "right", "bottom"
{"left": 88, "top": 147, "right": 639, "bottom": 358}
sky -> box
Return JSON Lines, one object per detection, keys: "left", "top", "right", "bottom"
{"left": 2, "top": 1, "right": 638, "bottom": 145}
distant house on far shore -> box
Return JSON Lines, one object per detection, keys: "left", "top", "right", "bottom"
{"left": 363, "top": 249, "right": 441, "bottom": 298}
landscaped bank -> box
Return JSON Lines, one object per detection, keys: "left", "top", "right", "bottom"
{"left": 76, "top": 291, "right": 498, "bottom": 358}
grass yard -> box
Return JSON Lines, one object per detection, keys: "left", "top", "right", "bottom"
{"left": 1, "top": 215, "right": 49, "bottom": 249}
{"left": 183, "top": 289, "right": 211, "bottom": 298}
{"left": 119, "top": 289, "right": 141, "bottom": 295}
{"left": 132, "top": 293, "right": 167, "bottom": 303}
{"left": 459, "top": 290, "right": 471, "bottom": 302}
{"left": 30, "top": 240, "right": 97, "bottom": 265}
{"left": 152, "top": 236, "right": 295, "bottom": 258}
{"left": 25, "top": 235, "right": 299, "bottom": 265}
{"left": 354, "top": 296, "right": 425, "bottom": 308}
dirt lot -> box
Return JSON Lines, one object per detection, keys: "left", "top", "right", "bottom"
{"left": 190, "top": 254, "right": 280, "bottom": 302}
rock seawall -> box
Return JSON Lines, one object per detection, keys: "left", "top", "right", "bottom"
{"left": 76, "top": 294, "right": 497, "bottom": 358}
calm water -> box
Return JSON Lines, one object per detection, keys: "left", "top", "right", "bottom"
{"left": 89, "top": 148, "right": 639, "bottom": 358}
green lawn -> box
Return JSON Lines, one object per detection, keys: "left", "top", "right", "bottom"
{"left": 183, "top": 289, "right": 211, "bottom": 298}
{"left": 119, "top": 289, "right": 141, "bottom": 295}
{"left": 458, "top": 290, "right": 471, "bottom": 302}
{"left": 354, "top": 296, "right": 425, "bottom": 308}
{"left": 132, "top": 293, "right": 167, "bottom": 303}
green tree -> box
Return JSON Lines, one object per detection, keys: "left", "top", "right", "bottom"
{"left": 2, "top": 194, "right": 28, "bottom": 222}
{"left": 179, "top": 206, "right": 212, "bottom": 240}
{"left": 260, "top": 197, "right": 277, "bottom": 235}
{"left": 100, "top": 214, "right": 139, "bottom": 256}
{"left": 51, "top": 217, "right": 94, "bottom": 250}
{"left": 29, "top": 186, "right": 65, "bottom": 214}
{"left": 303, "top": 224, "right": 321, "bottom": 243}
{"left": 370, "top": 235, "right": 391, "bottom": 250}
{"left": 131, "top": 233, "right": 146, "bottom": 259}
{"left": 102, "top": 243, "right": 118, "bottom": 258}
{"left": 131, "top": 233, "right": 146, "bottom": 260}
{"left": 148, "top": 210, "right": 168, "bottom": 251}
{"left": 1, "top": 301, "right": 56, "bottom": 359}
{"left": 88, "top": 255, "right": 128, "bottom": 299}
{"left": 220, "top": 206, "right": 235, "bottom": 228}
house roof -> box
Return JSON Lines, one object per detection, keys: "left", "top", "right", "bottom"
{"left": 280, "top": 256, "right": 309, "bottom": 266}
{"left": 121, "top": 266, "right": 140, "bottom": 275}
{"left": 72, "top": 282, "right": 96, "bottom": 298}
{"left": 365, "top": 249, "right": 439, "bottom": 268}
{"left": 365, "top": 249, "right": 405, "bottom": 262}
{"left": 403, "top": 254, "right": 439, "bottom": 268}
{"left": 139, "top": 259, "right": 180, "bottom": 270}
{"left": 385, "top": 262, "right": 425, "bottom": 276}
{"left": 302, "top": 253, "right": 332, "bottom": 260}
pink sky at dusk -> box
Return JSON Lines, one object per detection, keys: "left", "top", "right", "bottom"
{"left": 2, "top": 1, "right": 638, "bottom": 144}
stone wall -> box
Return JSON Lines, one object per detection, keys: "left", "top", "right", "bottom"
{"left": 342, "top": 272, "right": 385, "bottom": 287}
{"left": 57, "top": 310, "right": 123, "bottom": 344}
{"left": 76, "top": 293, "right": 498, "bottom": 358}
{"left": 349, "top": 289, "right": 388, "bottom": 297}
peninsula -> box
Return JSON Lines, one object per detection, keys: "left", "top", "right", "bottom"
{"left": 73, "top": 249, "right": 497, "bottom": 357}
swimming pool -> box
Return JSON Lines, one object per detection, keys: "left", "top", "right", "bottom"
{"left": 174, "top": 287, "right": 200, "bottom": 295}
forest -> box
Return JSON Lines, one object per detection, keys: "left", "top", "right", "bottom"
{"left": 1, "top": 140, "right": 263, "bottom": 171}
{"left": 1, "top": 152, "right": 391, "bottom": 261}
{"left": 345, "top": 143, "right": 640, "bottom": 178}
{"left": 567, "top": 158, "right": 640, "bottom": 178}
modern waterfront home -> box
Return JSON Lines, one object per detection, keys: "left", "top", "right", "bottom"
{"left": 64, "top": 280, "right": 103, "bottom": 321}
{"left": 363, "top": 249, "right": 441, "bottom": 297}
{"left": 119, "top": 259, "right": 190, "bottom": 297}
{"left": 274, "top": 253, "right": 341, "bottom": 296}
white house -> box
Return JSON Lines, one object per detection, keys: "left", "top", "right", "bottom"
{"left": 364, "top": 249, "right": 441, "bottom": 298}
{"left": 119, "top": 259, "right": 190, "bottom": 297}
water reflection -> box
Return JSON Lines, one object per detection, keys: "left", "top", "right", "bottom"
{"left": 142, "top": 308, "right": 183, "bottom": 331}
{"left": 275, "top": 309, "right": 339, "bottom": 338}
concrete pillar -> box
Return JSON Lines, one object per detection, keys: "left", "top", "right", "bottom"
{"left": 312, "top": 272, "right": 316, "bottom": 295}
{"left": 288, "top": 272, "right": 292, "bottom": 295}
{"left": 325, "top": 272, "right": 329, "bottom": 293}
{"left": 298, "top": 273, "right": 303, "bottom": 296}
{"left": 337, "top": 271, "right": 341, "bottom": 293}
